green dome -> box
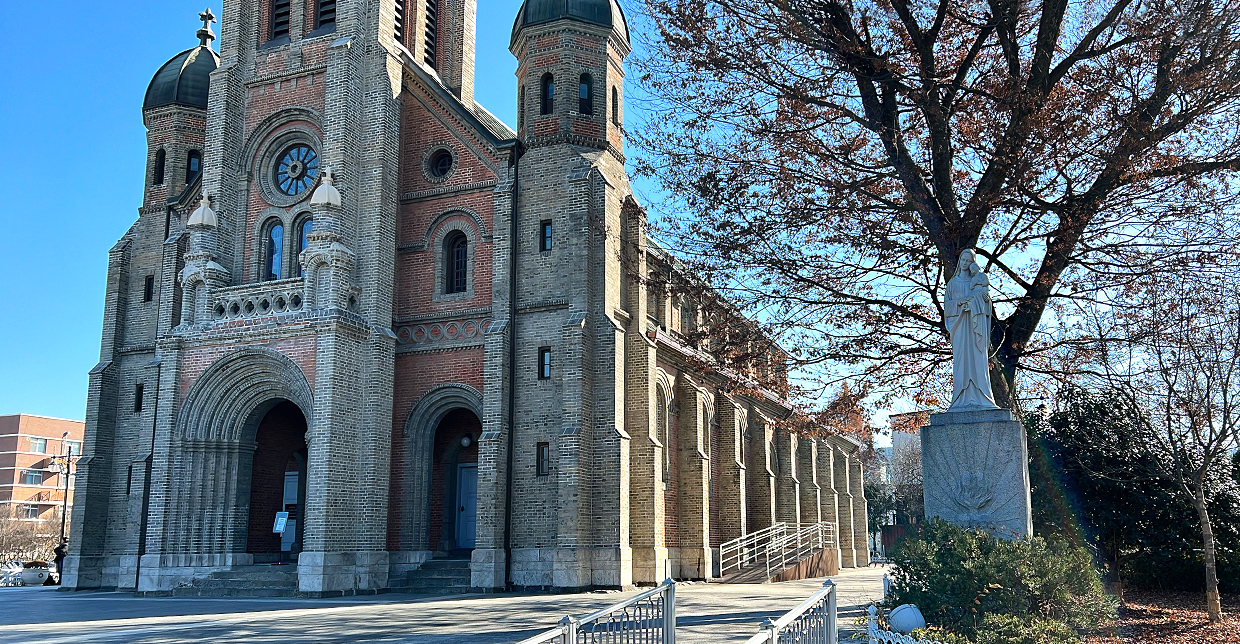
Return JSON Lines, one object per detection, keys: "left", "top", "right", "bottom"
{"left": 511, "top": 0, "right": 630, "bottom": 45}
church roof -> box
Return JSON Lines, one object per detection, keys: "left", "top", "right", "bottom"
{"left": 511, "top": 0, "right": 630, "bottom": 45}
{"left": 144, "top": 45, "right": 219, "bottom": 111}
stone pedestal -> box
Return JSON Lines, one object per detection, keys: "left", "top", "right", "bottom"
{"left": 921, "top": 408, "right": 1032, "bottom": 539}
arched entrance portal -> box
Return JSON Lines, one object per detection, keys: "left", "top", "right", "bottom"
{"left": 246, "top": 400, "right": 308, "bottom": 562}
{"left": 428, "top": 408, "right": 480, "bottom": 555}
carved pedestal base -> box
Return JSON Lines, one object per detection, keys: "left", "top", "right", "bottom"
{"left": 921, "top": 409, "right": 1032, "bottom": 539}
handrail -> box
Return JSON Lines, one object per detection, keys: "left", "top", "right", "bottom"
{"left": 514, "top": 577, "right": 676, "bottom": 644}
{"left": 742, "top": 579, "right": 838, "bottom": 644}
{"left": 722, "top": 521, "right": 836, "bottom": 579}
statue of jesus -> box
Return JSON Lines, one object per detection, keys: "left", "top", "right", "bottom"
{"left": 944, "top": 249, "right": 999, "bottom": 410}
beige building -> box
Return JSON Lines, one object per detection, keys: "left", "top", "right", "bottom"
{"left": 0, "top": 415, "right": 84, "bottom": 527}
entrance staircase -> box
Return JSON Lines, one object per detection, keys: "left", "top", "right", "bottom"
{"left": 718, "top": 521, "right": 837, "bottom": 584}
{"left": 390, "top": 558, "right": 474, "bottom": 595}
{"left": 169, "top": 563, "right": 299, "bottom": 597}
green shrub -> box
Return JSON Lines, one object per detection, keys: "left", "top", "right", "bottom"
{"left": 884, "top": 519, "right": 1115, "bottom": 641}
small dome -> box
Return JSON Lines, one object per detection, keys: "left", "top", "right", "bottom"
{"left": 511, "top": 0, "right": 629, "bottom": 46}
{"left": 143, "top": 45, "right": 219, "bottom": 111}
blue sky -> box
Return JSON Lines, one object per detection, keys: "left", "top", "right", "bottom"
{"left": 0, "top": 0, "right": 659, "bottom": 420}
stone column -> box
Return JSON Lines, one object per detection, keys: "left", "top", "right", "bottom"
{"left": 745, "top": 411, "right": 776, "bottom": 532}
{"left": 676, "top": 379, "right": 712, "bottom": 580}
{"left": 774, "top": 429, "right": 800, "bottom": 525}
{"left": 797, "top": 436, "right": 821, "bottom": 524}
{"left": 832, "top": 441, "right": 856, "bottom": 567}
{"left": 849, "top": 456, "right": 869, "bottom": 565}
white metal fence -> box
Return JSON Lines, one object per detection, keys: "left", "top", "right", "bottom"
{"left": 865, "top": 606, "right": 948, "bottom": 644}
{"left": 515, "top": 578, "right": 677, "bottom": 644}
{"left": 741, "top": 579, "right": 838, "bottom": 644}
{"left": 719, "top": 522, "right": 836, "bottom": 580}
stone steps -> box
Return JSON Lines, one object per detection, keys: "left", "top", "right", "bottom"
{"left": 390, "top": 558, "right": 473, "bottom": 595}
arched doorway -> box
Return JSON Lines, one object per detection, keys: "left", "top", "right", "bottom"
{"left": 246, "top": 400, "right": 308, "bottom": 562}
{"left": 428, "top": 408, "right": 480, "bottom": 555}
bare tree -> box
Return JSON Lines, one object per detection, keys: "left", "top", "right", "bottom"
{"left": 633, "top": 0, "right": 1240, "bottom": 409}
{"left": 1099, "top": 274, "right": 1240, "bottom": 623}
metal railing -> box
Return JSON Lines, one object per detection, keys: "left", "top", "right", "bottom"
{"left": 743, "top": 579, "right": 838, "bottom": 644}
{"left": 515, "top": 578, "right": 676, "bottom": 644}
{"left": 866, "top": 606, "right": 948, "bottom": 644}
{"left": 720, "top": 522, "right": 836, "bottom": 579}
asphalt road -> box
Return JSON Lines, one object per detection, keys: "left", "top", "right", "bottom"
{"left": 0, "top": 566, "right": 886, "bottom": 643}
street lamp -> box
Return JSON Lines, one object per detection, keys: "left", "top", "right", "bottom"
{"left": 50, "top": 432, "right": 77, "bottom": 544}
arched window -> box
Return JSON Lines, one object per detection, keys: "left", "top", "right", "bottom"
{"left": 540, "top": 73, "right": 554, "bottom": 115}
{"left": 444, "top": 231, "right": 468, "bottom": 294}
{"left": 657, "top": 389, "right": 670, "bottom": 485}
{"left": 264, "top": 221, "right": 284, "bottom": 281}
{"left": 153, "top": 149, "right": 166, "bottom": 185}
{"left": 186, "top": 150, "right": 202, "bottom": 185}
{"left": 611, "top": 86, "right": 620, "bottom": 125}
{"left": 579, "top": 74, "right": 593, "bottom": 114}
{"left": 295, "top": 217, "right": 313, "bottom": 277}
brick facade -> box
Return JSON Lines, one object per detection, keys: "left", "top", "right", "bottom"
{"left": 64, "top": 0, "right": 869, "bottom": 596}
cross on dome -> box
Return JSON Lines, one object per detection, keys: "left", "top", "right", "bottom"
{"left": 197, "top": 8, "right": 217, "bottom": 47}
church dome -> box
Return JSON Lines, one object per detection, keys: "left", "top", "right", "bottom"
{"left": 143, "top": 45, "right": 219, "bottom": 111}
{"left": 511, "top": 0, "right": 630, "bottom": 45}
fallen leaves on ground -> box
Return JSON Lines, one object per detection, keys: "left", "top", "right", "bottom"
{"left": 1085, "top": 590, "right": 1240, "bottom": 644}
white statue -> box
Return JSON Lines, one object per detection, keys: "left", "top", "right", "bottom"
{"left": 944, "top": 249, "right": 999, "bottom": 410}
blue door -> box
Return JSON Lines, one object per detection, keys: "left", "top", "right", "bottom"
{"left": 456, "top": 464, "right": 478, "bottom": 548}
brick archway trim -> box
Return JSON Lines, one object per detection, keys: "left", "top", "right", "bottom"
{"left": 401, "top": 383, "right": 483, "bottom": 551}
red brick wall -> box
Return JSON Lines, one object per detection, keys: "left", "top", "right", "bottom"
{"left": 179, "top": 336, "right": 316, "bottom": 401}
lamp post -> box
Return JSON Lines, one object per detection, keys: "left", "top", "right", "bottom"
{"left": 52, "top": 432, "right": 76, "bottom": 544}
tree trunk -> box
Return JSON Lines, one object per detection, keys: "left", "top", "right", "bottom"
{"left": 1194, "top": 488, "right": 1224, "bottom": 623}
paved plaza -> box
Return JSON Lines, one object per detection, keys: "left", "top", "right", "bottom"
{"left": 0, "top": 566, "right": 886, "bottom": 643}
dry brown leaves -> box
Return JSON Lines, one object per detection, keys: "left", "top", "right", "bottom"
{"left": 1085, "top": 590, "right": 1240, "bottom": 644}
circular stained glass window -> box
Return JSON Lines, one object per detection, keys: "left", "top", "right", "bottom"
{"left": 274, "top": 144, "right": 319, "bottom": 196}
{"left": 428, "top": 148, "right": 453, "bottom": 179}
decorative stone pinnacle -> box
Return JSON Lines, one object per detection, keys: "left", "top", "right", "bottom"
{"left": 311, "top": 166, "right": 342, "bottom": 207}
{"left": 188, "top": 191, "right": 218, "bottom": 227}
{"left": 197, "top": 8, "right": 216, "bottom": 47}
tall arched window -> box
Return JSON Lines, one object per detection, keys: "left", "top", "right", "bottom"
{"left": 153, "top": 149, "right": 166, "bottom": 185}
{"left": 540, "top": 73, "right": 554, "bottom": 115}
{"left": 611, "top": 86, "right": 620, "bottom": 125}
{"left": 579, "top": 74, "right": 593, "bottom": 114}
{"left": 264, "top": 221, "right": 284, "bottom": 281}
{"left": 444, "top": 231, "right": 468, "bottom": 294}
{"left": 295, "top": 217, "right": 313, "bottom": 277}
{"left": 186, "top": 150, "right": 202, "bottom": 184}
{"left": 657, "top": 389, "right": 670, "bottom": 485}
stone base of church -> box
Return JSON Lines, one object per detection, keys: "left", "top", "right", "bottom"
{"left": 669, "top": 545, "right": 712, "bottom": 580}
{"left": 472, "top": 546, "right": 633, "bottom": 591}
{"left": 921, "top": 408, "right": 1033, "bottom": 539}
{"left": 296, "top": 550, "right": 390, "bottom": 596}
{"left": 135, "top": 552, "right": 255, "bottom": 592}
{"left": 632, "top": 545, "right": 669, "bottom": 584}
{"left": 61, "top": 554, "right": 130, "bottom": 591}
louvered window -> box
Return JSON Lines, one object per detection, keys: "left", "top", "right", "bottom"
{"left": 394, "top": 0, "right": 406, "bottom": 44}
{"left": 424, "top": 0, "right": 438, "bottom": 66}
{"left": 316, "top": 0, "right": 336, "bottom": 29}
{"left": 271, "top": 0, "right": 291, "bottom": 39}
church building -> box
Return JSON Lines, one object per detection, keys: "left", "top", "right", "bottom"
{"left": 65, "top": 0, "right": 869, "bottom": 596}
